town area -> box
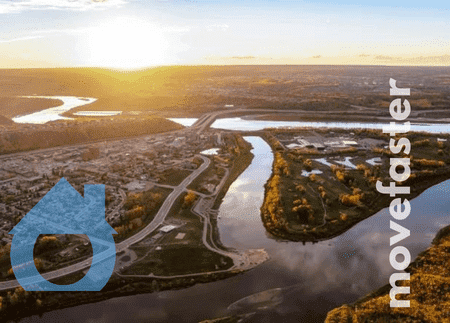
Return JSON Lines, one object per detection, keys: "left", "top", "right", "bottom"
{"left": 0, "top": 126, "right": 268, "bottom": 295}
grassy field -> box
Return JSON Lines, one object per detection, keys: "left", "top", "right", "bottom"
{"left": 125, "top": 245, "right": 232, "bottom": 276}
{"left": 123, "top": 190, "right": 233, "bottom": 277}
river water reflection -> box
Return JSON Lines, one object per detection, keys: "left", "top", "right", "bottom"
{"left": 12, "top": 96, "right": 97, "bottom": 124}
{"left": 210, "top": 117, "right": 450, "bottom": 133}
{"left": 20, "top": 137, "right": 450, "bottom": 323}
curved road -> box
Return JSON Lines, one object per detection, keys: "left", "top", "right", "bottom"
{"left": 0, "top": 155, "right": 211, "bottom": 291}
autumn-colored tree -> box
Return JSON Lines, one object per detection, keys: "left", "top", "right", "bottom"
{"left": 303, "top": 159, "right": 313, "bottom": 171}
{"left": 125, "top": 206, "right": 144, "bottom": 220}
{"left": 34, "top": 235, "right": 61, "bottom": 255}
{"left": 34, "top": 258, "right": 43, "bottom": 270}
{"left": 412, "top": 139, "right": 431, "bottom": 147}
{"left": 413, "top": 158, "right": 445, "bottom": 167}
{"left": 352, "top": 187, "right": 362, "bottom": 195}
{"left": 296, "top": 184, "right": 306, "bottom": 193}
{"left": 274, "top": 153, "right": 290, "bottom": 176}
{"left": 124, "top": 192, "right": 143, "bottom": 210}
{"left": 261, "top": 174, "right": 287, "bottom": 229}
{"left": 339, "top": 193, "right": 362, "bottom": 206}
{"left": 356, "top": 164, "right": 367, "bottom": 171}
{"left": 335, "top": 170, "right": 346, "bottom": 182}
{"left": 183, "top": 191, "right": 197, "bottom": 208}
{"left": 114, "top": 225, "right": 127, "bottom": 235}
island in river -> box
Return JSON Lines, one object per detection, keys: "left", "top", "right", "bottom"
{"left": 259, "top": 128, "right": 450, "bottom": 242}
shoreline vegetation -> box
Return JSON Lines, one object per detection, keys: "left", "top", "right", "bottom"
{"left": 0, "top": 270, "right": 245, "bottom": 323}
{"left": 325, "top": 223, "right": 450, "bottom": 322}
{"left": 259, "top": 129, "right": 450, "bottom": 242}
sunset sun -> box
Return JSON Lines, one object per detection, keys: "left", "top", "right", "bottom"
{"left": 86, "top": 18, "right": 169, "bottom": 69}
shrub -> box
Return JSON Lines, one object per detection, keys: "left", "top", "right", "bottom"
{"left": 336, "top": 170, "right": 346, "bottom": 182}
{"left": 412, "top": 139, "right": 431, "bottom": 147}
{"left": 356, "top": 164, "right": 368, "bottom": 171}
{"left": 339, "top": 193, "right": 362, "bottom": 206}
{"left": 183, "top": 191, "right": 197, "bottom": 208}
{"left": 303, "top": 159, "right": 313, "bottom": 171}
{"left": 413, "top": 158, "right": 445, "bottom": 167}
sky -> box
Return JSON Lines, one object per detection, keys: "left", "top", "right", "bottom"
{"left": 0, "top": 0, "right": 449, "bottom": 68}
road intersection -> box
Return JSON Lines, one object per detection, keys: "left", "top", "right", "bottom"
{"left": 0, "top": 155, "right": 210, "bottom": 291}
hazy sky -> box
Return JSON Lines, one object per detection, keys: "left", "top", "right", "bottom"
{"left": 0, "top": 0, "right": 449, "bottom": 68}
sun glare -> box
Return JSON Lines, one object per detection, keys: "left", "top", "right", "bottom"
{"left": 86, "top": 18, "right": 169, "bottom": 69}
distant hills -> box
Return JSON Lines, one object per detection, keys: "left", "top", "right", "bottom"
{"left": 1, "top": 66, "right": 449, "bottom": 119}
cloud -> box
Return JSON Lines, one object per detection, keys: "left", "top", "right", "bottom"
{"left": 359, "top": 54, "right": 370, "bottom": 57}
{"left": 0, "top": 0, "right": 128, "bottom": 14}
{"left": 231, "top": 56, "right": 256, "bottom": 60}
{"left": 0, "top": 35, "right": 44, "bottom": 43}
{"left": 32, "top": 28, "right": 91, "bottom": 35}
{"left": 401, "top": 54, "right": 450, "bottom": 65}
{"left": 312, "top": 55, "right": 321, "bottom": 59}
{"left": 3, "top": 26, "right": 97, "bottom": 44}
{"left": 372, "top": 54, "right": 450, "bottom": 65}
{"left": 374, "top": 55, "right": 395, "bottom": 60}
{"left": 206, "top": 24, "right": 229, "bottom": 32}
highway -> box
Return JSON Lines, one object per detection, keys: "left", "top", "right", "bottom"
{"left": 0, "top": 155, "right": 211, "bottom": 291}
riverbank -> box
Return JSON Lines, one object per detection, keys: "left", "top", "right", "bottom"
{"left": 325, "top": 223, "right": 450, "bottom": 322}
{"left": 0, "top": 269, "right": 247, "bottom": 322}
{"left": 210, "top": 139, "right": 254, "bottom": 251}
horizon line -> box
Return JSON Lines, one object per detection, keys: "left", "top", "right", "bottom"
{"left": 1, "top": 64, "right": 450, "bottom": 71}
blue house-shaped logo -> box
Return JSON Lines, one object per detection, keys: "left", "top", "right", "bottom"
{"left": 9, "top": 178, "right": 117, "bottom": 291}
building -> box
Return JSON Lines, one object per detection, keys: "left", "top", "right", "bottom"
{"left": 159, "top": 225, "right": 176, "bottom": 233}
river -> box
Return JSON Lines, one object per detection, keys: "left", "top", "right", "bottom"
{"left": 20, "top": 135, "right": 450, "bottom": 323}
{"left": 169, "top": 117, "right": 450, "bottom": 133}
{"left": 12, "top": 96, "right": 97, "bottom": 124}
